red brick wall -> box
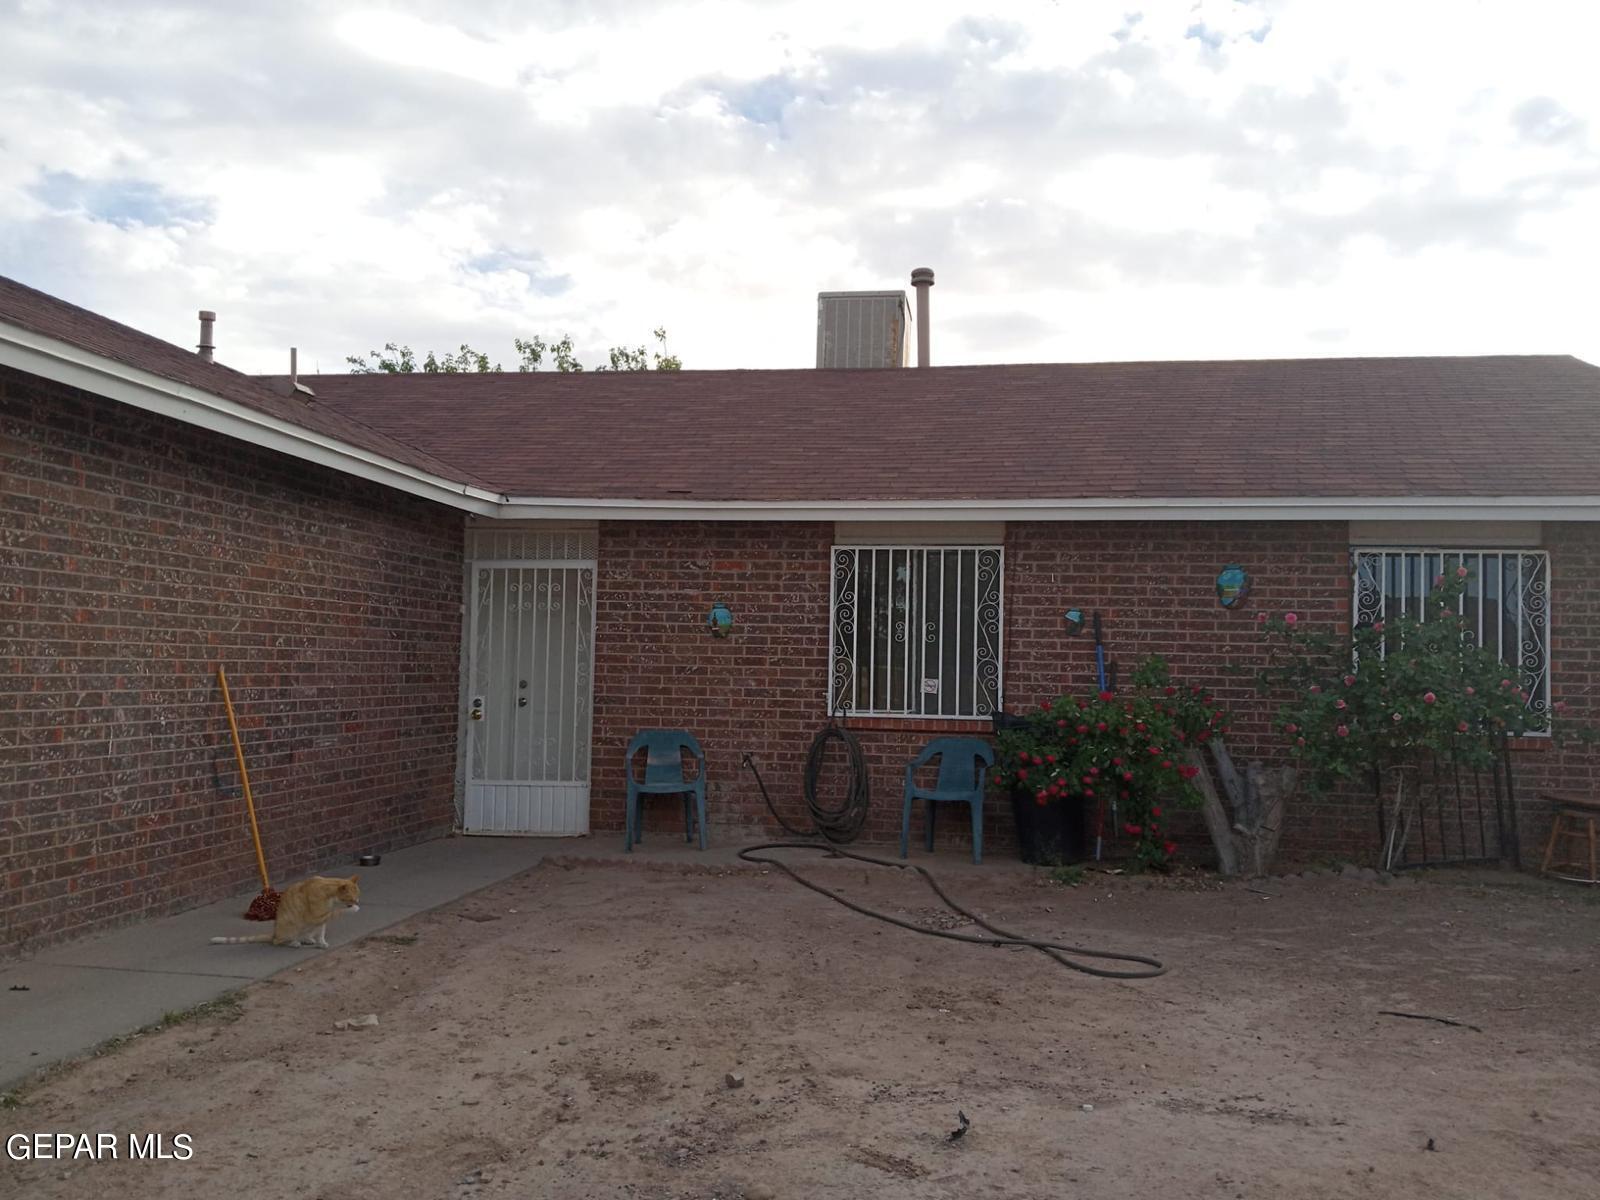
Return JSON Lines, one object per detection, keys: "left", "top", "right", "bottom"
{"left": 1, "top": 366, "right": 464, "bottom": 956}
{"left": 1506, "top": 522, "right": 1600, "bottom": 858}
{"left": 590, "top": 519, "right": 1600, "bottom": 866}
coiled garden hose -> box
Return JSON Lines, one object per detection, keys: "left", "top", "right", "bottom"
{"left": 743, "top": 716, "right": 870, "bottom": 843}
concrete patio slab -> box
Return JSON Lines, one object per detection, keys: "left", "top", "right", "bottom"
{"left": 0, "top": 834, "right": 557, "bottom": 1090}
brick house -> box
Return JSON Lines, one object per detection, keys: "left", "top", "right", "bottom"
{"left": 5, "top": 273, "right": 1600, "bottom": 954}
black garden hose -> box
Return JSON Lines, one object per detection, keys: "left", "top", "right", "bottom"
{"left": 737, "top": 842, "right": 1167, "bottom": 980}
{"left": 743, "top": 715, "right": 870, "bottom": 844}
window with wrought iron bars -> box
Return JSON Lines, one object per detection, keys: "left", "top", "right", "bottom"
{"left": 829, "top": 546, "right": 1003, "bottom": 718}
{"left": 1351, "top": 548, "right": 1550, "bottom": 727}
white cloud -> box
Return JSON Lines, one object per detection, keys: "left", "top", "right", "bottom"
{"left": 1, "top": 0, "right": 1598, "bottom": 373}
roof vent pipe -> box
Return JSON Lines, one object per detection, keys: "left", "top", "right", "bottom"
{"left": 910, "top": 268, "right": 934, "bottom": 367}
{"left": 197, "top": 310, "right": 216, "bottom": 362}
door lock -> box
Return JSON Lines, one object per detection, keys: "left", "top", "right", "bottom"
{"left": 469, "top": 696, "right": 485, "bottom": 721}
{"left": 517, "top": 697, "right": 528, "bottom": 708}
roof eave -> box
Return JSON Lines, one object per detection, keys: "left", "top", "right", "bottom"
{"left": 493, "top": 495, "right": 1600, "bottom": 521}
{"left": 0, "top": 320, "right": 505, "bottom": 515}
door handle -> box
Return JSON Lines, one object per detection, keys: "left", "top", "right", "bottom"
{"left": 469, "top": 696, "right": 485, "bottom": 721}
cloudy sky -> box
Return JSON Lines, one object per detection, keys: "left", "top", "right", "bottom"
{"left": 2, "top": 0, "right": 1597, "bottom": 374}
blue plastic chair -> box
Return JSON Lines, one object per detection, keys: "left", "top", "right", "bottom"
{"left": 624, "top": 730, "right": 707, "bottom": 851}
{"left": 901, "top": 737, "right": 995, "bottom": 864}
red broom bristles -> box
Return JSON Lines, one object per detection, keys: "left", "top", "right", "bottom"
{"left": 244, "top": 888, "right": 281, "bottom": 922}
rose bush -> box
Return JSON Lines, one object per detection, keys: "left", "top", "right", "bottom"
{"left": 1257, "top": 568, "right": 1588, "bottom": 790}
{"left": 991, "top": 656, "right": 1227, "bottom": 870}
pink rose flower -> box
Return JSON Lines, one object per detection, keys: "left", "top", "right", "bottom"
{"left": 1335, "top": 699, "right": 1346, "bottom": 710}
{"left": 1373, "top": 621, "right": 1385, "bottom": 633}
{"left": 1336, "top": 724, "right": 1349, "bottom": 738}
{"left": 1344, "top": 675, "right": 1356, "bottom": 687}
{"left": 1284, "top": 613, "right": 1298, "bottom": 626}
{"left": 1423, "top": 692, "right": 1436, "bottom": 704}
{"left": 1393, "top": 713, "right": 1403, "bottom": 722}
{"left": 1457, "top": 721, "right": 1469, "bottom": 732}
{"left": 1465, "top": 686, "right": 1475, "bottom": 696}
{"left": 1457, "top": 566, "right": 1469, "bottom": 578}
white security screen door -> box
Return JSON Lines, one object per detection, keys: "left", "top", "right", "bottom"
{"left": 464, "top": 555, "right": 595, "bottom": 835}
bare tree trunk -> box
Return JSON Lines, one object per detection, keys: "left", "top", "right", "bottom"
{"left": 1242, "top": 761, "right": 1292, "bottom": 876}
{"left": 1191, "top": 738, "right": 1295, "bottom": 877}
{"left": 1186, "top": 746, "right": 1240, "bottom": 876}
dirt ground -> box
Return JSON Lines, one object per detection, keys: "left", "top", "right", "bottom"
{"left": 4, "top": 853, "right": 1599, "bottom": 1200}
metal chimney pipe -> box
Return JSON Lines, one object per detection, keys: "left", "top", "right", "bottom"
{"left": 197, "top": 310, "right": 216, "bottom": 362}
{"left": 289, "top": 347, "right": 299, "bottom": 389}
{"left": 910, "top": 268, "right": 934, "bottom": 367}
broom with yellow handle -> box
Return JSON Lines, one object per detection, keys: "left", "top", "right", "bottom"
{"left": 218, "top": 666, "right": 280, "bottom": 921}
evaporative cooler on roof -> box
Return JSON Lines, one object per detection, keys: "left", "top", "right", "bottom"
{"left": 815, "top": 291, "right": 911, "bottom": 368}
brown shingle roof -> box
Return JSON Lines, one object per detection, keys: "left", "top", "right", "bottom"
{"left": 273, "top": 355, "right": 1600, "bottom": 502}
{"left": 0, "top": 275, "right": 496, "bottom": 490}
{"left": 8, "top": 272, "right": 1598, "bottom": 505}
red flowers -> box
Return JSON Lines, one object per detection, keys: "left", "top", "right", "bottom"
{"left": 1124, "top": 823, "right": 1142, "bottom": 836}
{"left": 1284, "top": 612, "right": 1298, "bottom": 626}
{"left": 1098, "top": 690, "right": 1114, "bottom": 702}
{"left": 1336, "top": 724, "right": 1349, "bottom": 738}
{"left": 1423, "top": 691, "right": 1436, "bottom": 704}
{"left": 1163, "top": 841, "right": 1178, "bottom": 856}
{"left": 1177, "top": 765, "right": 1199, "bottom": 780}
{"left": 1343, "top": 674, "right": 1356, "bottom": 687}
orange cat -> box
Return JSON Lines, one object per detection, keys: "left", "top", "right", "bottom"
{"left": 210, "top": 875, "right": 361, "bottom": 948}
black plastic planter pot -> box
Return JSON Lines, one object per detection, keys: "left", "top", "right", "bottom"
{"left": 1009, "top": 787, "right": 1089, "bottom": 866}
